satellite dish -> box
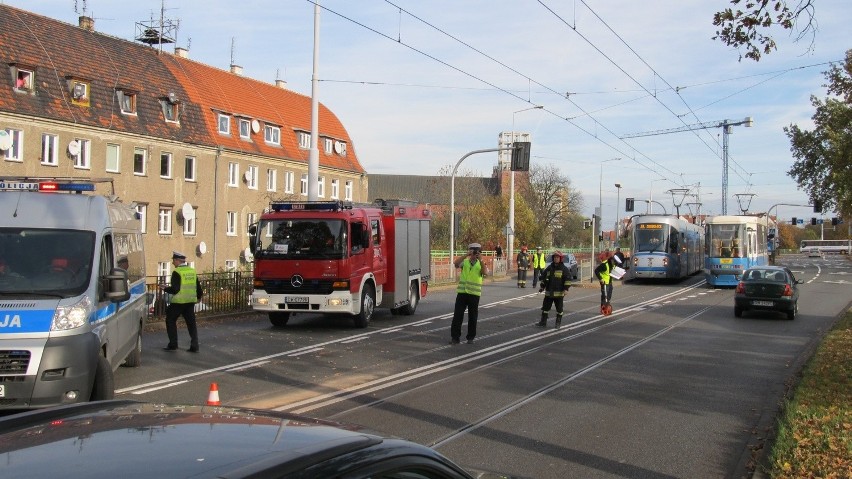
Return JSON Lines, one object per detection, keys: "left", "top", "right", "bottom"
{"left": 197, "top": 241, "right": 207, "bottom": 255}
{"left": 243, "top": 247, "right": 254, "bottom": 262}
{"left": 251, "top": 119, "right": 261, "bottom": 133}
{"left": 181, "top": 202, "right": 195, "bottom": 220}
{"left": 0, "top": 131, "right": 11, "bottom": 151}
{"left": 333, "top": 141, "right": 342, "bottom": 154}
{"left": 67, "top": 140, "right": 81, "bottom": 156}
{"left": 243, "top": 171, "right": 252, "bottom": 182}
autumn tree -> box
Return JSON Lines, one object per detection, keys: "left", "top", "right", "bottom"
{"left": 785, "top": 50, "right": 852, "bottom": 219}
{"left": 519, "top": 163, "right": 584, "bottom": 247}
{"left": 713, "top": 0, "right": 817, "bottom": 61}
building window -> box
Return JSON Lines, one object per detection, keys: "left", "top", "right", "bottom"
{"left": 73, "top": 138, "right": 91, "bottom": 169}
{"left": 69, "top": 80, "right": 89, "bottom": 106}
{"left": 246, "top": 212, "right": 257, "bottom": 235}
{"left": 14, "top": 68, "right": 34, "bottom": 91}
{"left": 317, "top": 176, "right": 325, "bottom": 198}
{"left": 133, "top": 147, "right": 147, "bottom": 175}
{"left": 300, "top": 173, "right": 308, "bottom": 196}
{"left": 162, "top": 100, "right": 180, "bottom": 123}
{"left": 284, "top": 171, "right": 295, "bottom": 194}
{"left": 41, "top": 133, "right": 59, "bottom": 166}
{"left": 106, "top": 143, "right": 120, "bottom": 172}
{"left": 266, "top": 169, "right": 277, "bottom": 192}
{"left": 135, "top": 204, "right": 148, "bottom": 234}
{"left": 345, "top": 180, "right": 353, "bottom": 201}
{"left": 183, "top": 207, "right": 196, "bottom": 235}
{"left": 218, "top": 114, "right": 231, "bottom": 135}
{"left": 331, "top": 179, "right": 339, "bottom": 199}
{"left": 226, "top": 211, "right": 237, "bottom": 236}
{"left": 239, "top": 119, "right": 250, "bottom": 139}
{"left": 158, "top": 207, "right": 173, "bottom": 235}
{"left": 117, "top": 90, "right": 137, "bottom": 114}
{"left": 264, "top": 125, "right": 280, "bottom": 145}
{"left": 337, "top": 141, "right": 347, "bottom": 156}
{"left": 157, "top": 261, "right": 170, "bottom": 278}
{"left": 160, "top": 152, "right": 172, "bottom": 178}
{"left": 224, "top": 260, "right": 237, "bottom": 271}
{"left": 298, "top": 132, "right": 310, "bottom": 149}
{"left": 228, "top": 162, "right": 239, "bottom": 187}
{"left": 2, "top": 129, "right": 22, "bottom": 162}
{"left": 247, "top": 165, "right": 258, "bottom": 190}
{"left": 185, "top": 156, "right": 196, "bottom": 181}
{"left": 324, "top": 138, "right": 333, "bottom": 155}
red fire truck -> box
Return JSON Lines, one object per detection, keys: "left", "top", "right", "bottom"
{"left": 248, "top": 199, "right": 431, "bottom": 328}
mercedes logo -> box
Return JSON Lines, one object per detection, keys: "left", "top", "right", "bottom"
{"left": 291, "top": 275, "right": 304, "bottom": 288}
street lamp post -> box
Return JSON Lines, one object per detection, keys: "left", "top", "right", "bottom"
{"left": 599, "top": 158, "right": 621, "bottom": 250}
{"left": 508, "top": 105, "right": 543, "bottom": 270}
{"left": 614, "top": 183, "right": 622, "bottom": 246}
{"left": 647, "top": 177, "right": 666, "bottom": 214}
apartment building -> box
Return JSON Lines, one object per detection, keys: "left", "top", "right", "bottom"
{"left": 0, "top": 5, "right": 367, "bottom": 277}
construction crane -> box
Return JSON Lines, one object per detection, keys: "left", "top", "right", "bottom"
{"left": 621, "top": 117, "right": 753, "bottom": 215}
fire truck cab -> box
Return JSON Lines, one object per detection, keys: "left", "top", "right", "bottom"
{"left": 248, "top": 199, "right": 430, "bottom": 328}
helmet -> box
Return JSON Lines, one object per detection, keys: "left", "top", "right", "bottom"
{"left": 598, "top": 252, "right": 608, "bottom": 262}
{"left": 521, "top": 246, "right": 528, "bottom": 251}
{"left": 552, "top": 251, "right": 564, "bottom": 262}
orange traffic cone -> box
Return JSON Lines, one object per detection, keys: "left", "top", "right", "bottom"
{"left": 206, "top": 382, "right": 221, "bottom": 406}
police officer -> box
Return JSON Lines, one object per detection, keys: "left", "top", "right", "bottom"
{"left": 450, "top": 243, "right": 487, "bottom": 345}
{"left": 516, "top": 246, "right": 530, "bottom": 288}
{"left": 531, "top": 246, "right": 547, "bottom": 288}
{"left": 538, "top": 251, "right": 572, "bottom": 328}
{"left": 594, "top": 251, "right": 622, "bottom": 310}
{"left": 161, "top": 251, "right": 203, "bottom": 353}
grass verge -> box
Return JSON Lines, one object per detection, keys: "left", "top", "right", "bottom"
{"left": 764, "top": 310, "right": 852, "bottom": 477}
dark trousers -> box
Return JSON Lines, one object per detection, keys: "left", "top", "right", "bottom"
{"left": 165, "top": 302, "right": 199, "bottom": 348}
{"left": 451, "top": 293, "right": 480, "bottom": 341}
{"left": 541, "top": 296, "right": 565, "bottom": 317}
{"left": 600, "top": 282, "right": 613, "bottom": 304}
{"left": 532, "top": 267, "right": 543, "bottom": 287}
{"left": 517, "top": 268, "right": 528, "bottom": 286}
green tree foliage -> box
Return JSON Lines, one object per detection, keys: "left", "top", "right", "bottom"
{"left": 713, "top": 0, "right": 817, "bottom": 61}
{"left": 785, "top": 50, "right": 852, "bottom": 219}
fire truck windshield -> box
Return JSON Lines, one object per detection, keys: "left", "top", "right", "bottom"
{"left": 255, "top": 219, "right": 347, "bottom": 259}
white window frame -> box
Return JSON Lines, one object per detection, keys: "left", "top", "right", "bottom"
{"left": 226, "top": 211, "right": 237, "bottom": 236}
{"left": 345, "top": 180, "right": 353, "bottom": 201}
{"left": 183, "top": 208, "right": 197, "bottom": 236}
{"left": 239, "top": 118, "right": 251, "bottom": 139}
{"left": 265, "top": 125, "right": 280, "bottom": 145}
{"left": 284, "top": 171, "right": 295, "bottom": 194}
{"left": 73, "top": 138, "right": 91, "bottom": 169}
{"left": 135, "top": 204, "right": 148, "bottom": 234}
{"left": 41, "top": 133, "right": 59, "bottom": 166}
{"left": 163, "top": 101, "right": 179, "bottom": 123}
{"left": 105, "top": 143, "right": 120, "bottom": 172}
{"left": 266, "top": 168, "right": 277, "bottom": 192}
{"left": 2, "top": 129, "right": 23, "bottom": 162}
{"left": 160, "top": 152, "right": 173, "bottom": 179}
{"left": 70, "top": 80, "right": 89, "bottom": 105}
{"left": 331, "top": 179, "right": 339, "bottom": 199}
{"left": 246, "top": 212, "right": 257, "bottom": 235}
{"left": 324, "top": 138, "right": 333, "bottom": 155}
{"left": 117, "top": 90, "right": 137, "bottom": 115}
{"left": 133, "top": 147, "right": 147, "bottom": 175}
{"left": 228, "top": 162, "right": 239, "bottom": 187}
{"left": 224, "top": 260, "right": 237, "bottom": 271}
{"left": 14, "top": 68, "right": 34, "bottom": 91}
{"left": 300, "top": 173, "right": 308, "bottom": 196}
{"left": 157, "top": 261, "right": 170, "bottom": 278}
{"left": 185, "top": 156, "right": 196, "bottom": 181}
{"left": 298, "top": 132, "right": 310, "bottom": 149}
{"left": 317, "top": 176, "right": 325, "bottom": 198}
{"left": 158, "top": 207, "right": 173, "bottom": 235}
{"left": 218, "top": 114, "right": 231, "bottom": 135}
{"left": 338, "top": 142, "right": 347, "bottom": 156}
{"left": 247, "top": 165, "right": 258, "bottom": 190}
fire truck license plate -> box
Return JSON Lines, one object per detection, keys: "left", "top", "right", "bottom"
{"left": 285, "top": 296, "right": 309, "bottom": 303}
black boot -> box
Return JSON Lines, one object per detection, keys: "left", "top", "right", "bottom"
{"left": 537, "top": 313, "right": 547, "bottom": 327}
{"left": 555, "top": 315, "right": 562, "bottom": 328}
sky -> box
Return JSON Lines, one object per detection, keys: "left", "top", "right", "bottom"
{"left": 12, "top": 0, "right": 852, "bottom": 229}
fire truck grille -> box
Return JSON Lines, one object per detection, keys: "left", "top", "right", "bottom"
{"left": 261, "top": 279, "right": 335, "bottom": 295}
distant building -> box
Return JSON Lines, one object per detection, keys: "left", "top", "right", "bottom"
{"left": 0, "top": 5, "right": 366, "bottom": 277}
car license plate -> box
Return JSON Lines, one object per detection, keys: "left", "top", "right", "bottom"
{"left": 285, "top": 296, "right": 309, "bottom": 303}
{"left": 752, "top": 300, "right": 774, "bottom": 307}
{"left": 0, "top": 385, "right": 4, "bottom": 398}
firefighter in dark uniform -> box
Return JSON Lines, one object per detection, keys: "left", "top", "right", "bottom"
{"left": 537, "top": 251, "right": 572, "bottom": 328}
{"left": 516, "top": 246, "right": 530, "bottom": 288}
{"left": 161, "top": 251, "right": 204, "bottom": 353}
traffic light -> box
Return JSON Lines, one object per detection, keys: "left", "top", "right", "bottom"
{"left": 792, "top": 217, "right": 797, "bottom": 225}
{"left": 510, "top": 142, "right": 531, "bottom": 171}
{"left": 811, "top": 217, "right": 817, "bottom": 225}
{"left": 598, "top": 234, "right": 603, "bottom": 242}
{"left": 813, "top": 200, "right": 823, "bottom": 213}
{"left": 583, "top": 220, "right": 591, "bottom": 229}
{"left": 625, "top": 197, "right": 634, "bottom": 212}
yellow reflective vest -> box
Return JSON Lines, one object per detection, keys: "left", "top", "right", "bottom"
{"left": 456, "top": 258, "right": 484, "bottom": 296}
{"left": 532, "top": 252, "right": 547, "bottom": 269}
{"left": 171, "top": 265, "right": 199, "bottom": 304}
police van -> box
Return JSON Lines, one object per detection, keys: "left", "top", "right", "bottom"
{"left": 0, "top": 177, "right": 145, "bottom": 409}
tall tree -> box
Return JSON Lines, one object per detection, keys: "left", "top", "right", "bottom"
{"left": 520, "top": 164, "right": 584, "bottom": 247}
{"left": 785, "top": 50, "right": 852, "bottom": 219}
{"left": 713, "top": 0, "right": 817, "bottom": 61}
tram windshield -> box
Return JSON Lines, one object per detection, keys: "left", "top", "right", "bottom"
{"left": 635, "top": 223, "right": 679, "bottom": 254}
{"left": 707, "top": 224, "right": 744, "bottom": 258}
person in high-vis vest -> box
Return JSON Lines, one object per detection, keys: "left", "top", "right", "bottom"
{"left": 450, "top": 243, "right": 488, "bottom": 345}
{"left": 594, "top": 251, "right": 621, "bottom": 310}
{"left": 537, "top": 251, "right": 572, "bottom": 328}
{"left": 161, "top": 251, "right": 204, "bottom": 353}
{"left": 531, "top": 246, "right": 547, "bottom": 288}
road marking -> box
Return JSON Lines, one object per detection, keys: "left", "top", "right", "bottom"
{"left": 131, "top": 380, "right": 190, "bottom": 395}
{"left": 226, "top": 360, "right": 271, "bottom": 372}
{"left": 289, "top": 347, "right": 324, "bottom": 356}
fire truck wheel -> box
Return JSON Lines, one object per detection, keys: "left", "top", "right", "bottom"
{"left": 401, "top": 282, "right": 419, "bottom": 315}
{"left": 269, "top": 312, "right": 290, "bottom": 327}
{"left": 354, "top": 285, "right": 375, "bottom": 328}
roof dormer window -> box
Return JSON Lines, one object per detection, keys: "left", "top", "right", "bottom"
{"left": 67, "top": 78, "right": 90, "bottom": 106}
{"left": 297, "top": 131, "right": 310, "bottom": 149}
{"left": 117, "top": 90, "right": 137, "bottom": 115}
{"left": 161, "top": 95, "right": 181, "bottom": 123}
{"left": 239, "top": 118, "right": 251, "bottom": 139}
{"left": 264, "top": 125, "right": 280, "bottom": 145}
{"left": 12, "top": 66, "right": 34, "bottom": 92}
{"left": 324, "top": 138, "right": 333, "bottom": 155}
{"left": 218, "top": 113, "right": 231, "bottom": 135}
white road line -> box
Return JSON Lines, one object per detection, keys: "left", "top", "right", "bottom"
{"left": 131, "top": 380, "right": 190, "bottom": 395}
{"left": 226, "top": 360, "right": 271, "bottom": 372}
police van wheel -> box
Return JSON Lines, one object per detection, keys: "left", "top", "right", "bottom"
{"left": 354, "top": 286, "right": 375, "bottom": 328}
{"left": 91, "top": 356, "right": 115, "bottom": 401}
{"left": 123, "top": 327, "right": 143, "bottom": 368}
{"left": 269, "top": 312, "right": 290, "bottom": 327}
{"left": 401, "top": 282, "right": 419, "bottom": 315}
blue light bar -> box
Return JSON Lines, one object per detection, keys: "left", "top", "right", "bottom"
{"left": 269, "top": 201, "right": 350, "bottom": 212}
{"left": 38, "top": 182, "right": 96, "bottom": 192}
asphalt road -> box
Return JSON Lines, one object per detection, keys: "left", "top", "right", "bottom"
{"left": 115, "top": 254, "right": 851, "bottom": 478}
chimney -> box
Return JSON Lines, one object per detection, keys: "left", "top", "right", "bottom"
{"left": 275, "top": 79, "right": 288, "bottom": 89}
{"left": 175, "top": 47, "right": 189, "bottom": 58}
{"left": 78, "top": 16, "right": 94, "bottom": 32}
{"left": 230, "top": 64, "right": 243, "bottom": 76}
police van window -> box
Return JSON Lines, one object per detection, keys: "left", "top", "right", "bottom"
{"left": 98, "top": 235, "right": 115, "bottom": 301}
{"left": 371, "top": 219, "right": 380, "bottom": 246}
